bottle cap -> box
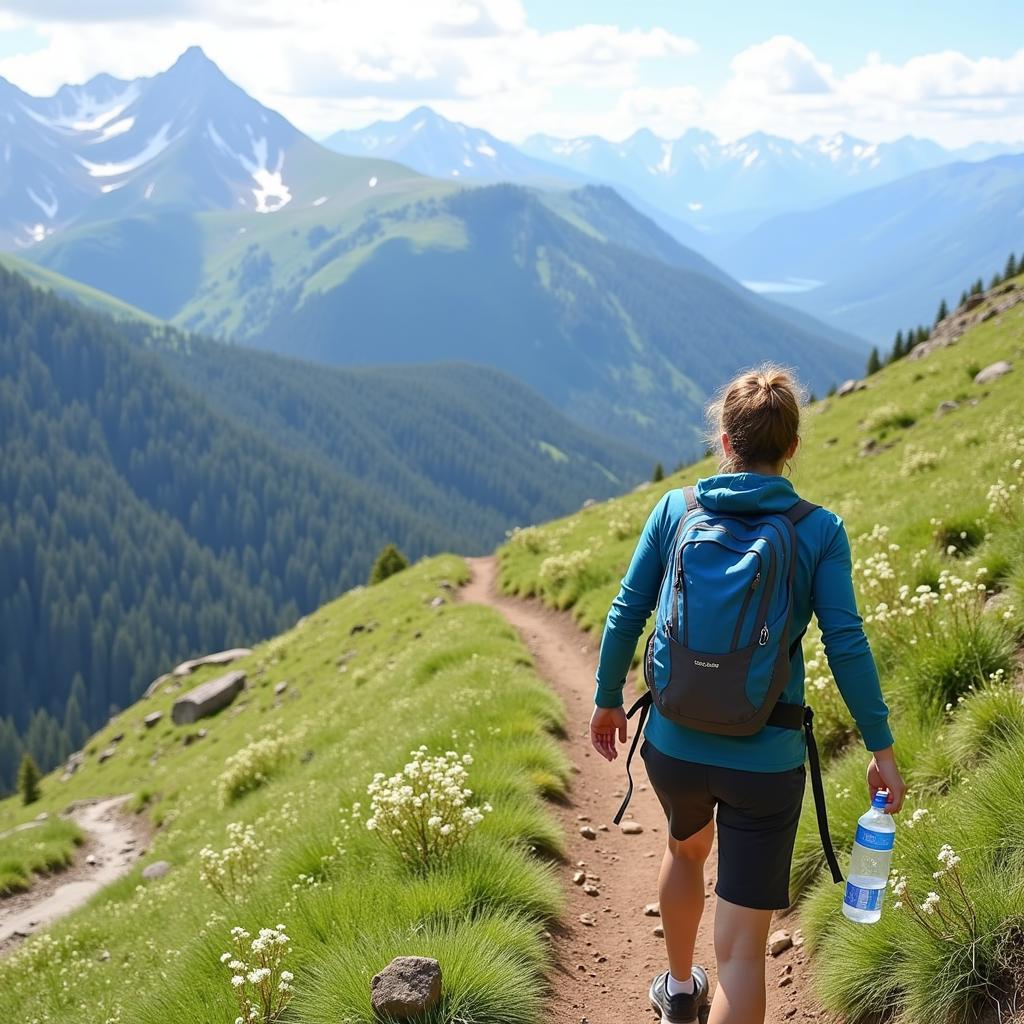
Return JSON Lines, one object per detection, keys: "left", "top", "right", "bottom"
{"left": 871, "top": 790, "right": 890, "bottom": 810}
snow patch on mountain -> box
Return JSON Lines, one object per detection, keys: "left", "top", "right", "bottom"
{"left": 76, "top": 122, "right": 176, "bottom": 177}
{"left": 47, "top": 85, "right": 139, "bottom": 133}
{"left": 27, "top": 186, "right": 58, "bottom": 219}
{"left": 476, "top": 141, "right": 497, "bottom": 158}
{"left": 92, "top": 116, "right": 135, "bottom": 143}
{"left": 238, "top": 134, "right": 291, "bottom": 212}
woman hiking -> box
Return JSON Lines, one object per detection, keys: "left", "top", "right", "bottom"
{"left": 589, "top": 364, "right": 906, "bottom": 1024}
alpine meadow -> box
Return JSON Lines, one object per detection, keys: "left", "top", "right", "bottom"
{"left": 2, "top": 10, "right": 1024, "bottom": 1024}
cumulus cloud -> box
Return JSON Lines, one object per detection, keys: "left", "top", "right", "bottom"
{"left": 727, "top": 35, "right": 834, "bottom": 96}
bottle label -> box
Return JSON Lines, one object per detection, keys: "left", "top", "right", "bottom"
{"left": 855, "top": 824, "right": 895, "bottom": 851}
{"left": 844, "top": 881, "right": 884, "bottom": 911}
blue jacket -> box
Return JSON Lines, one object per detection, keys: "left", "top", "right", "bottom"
{"left": 594, "top": 473, "right": 893, "bottom": 771}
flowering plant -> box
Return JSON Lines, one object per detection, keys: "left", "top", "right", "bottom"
{"left": 217, "top": 732, "right": 291, "bottom": 807}
{"left": 364, "top": 746, "right": 492, "bottom": 869}
{"left": 200, "top": 822, "right": 266, "bottom": 901}
{"left": 221, "top": 924, "right": 293, "bottom": 1024}
{"left": 889, "top": 842, "right": 976, "bottom": 941}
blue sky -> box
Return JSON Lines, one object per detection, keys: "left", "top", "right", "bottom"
{"left": 1, "top": 1, "right": 1022, "bottom": 146}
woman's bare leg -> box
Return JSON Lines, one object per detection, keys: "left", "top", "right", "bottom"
{"left": 658, "top": 818, "right": 715, "bottom": 982}
{"left": 706, "top": 896, "right": 773, "bottom": 1024}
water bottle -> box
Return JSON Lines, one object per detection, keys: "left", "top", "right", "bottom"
{"left": 842, "top": 790, "right": 895, "bottom": 924}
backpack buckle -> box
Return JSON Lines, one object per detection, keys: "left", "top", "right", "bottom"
{"left": 758, "top": 624, "right": 769, "bottom": 646}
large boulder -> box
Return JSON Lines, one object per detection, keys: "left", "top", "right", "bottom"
{"left": 370, "top": 956, "right": 442, "bottom": 1019}
{"left": 171, "top": 648, "right": 251, "bottom": 678}
{"left": 836, "top": 379, "right": 867, "bottom": 397}
{"left": 974, "top": 360, "right": 1012, "bottom": 385}
{"left": 171, "top": 670, "right": 245, "bottom": 725}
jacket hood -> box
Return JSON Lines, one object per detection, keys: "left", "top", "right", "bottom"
{"left": 693, "top": 472, "right": 798, "bottom": 513}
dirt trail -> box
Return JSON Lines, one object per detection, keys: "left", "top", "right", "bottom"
{"left": 0, "top": 794, "right": 149, "bottom": 954}
{"left": 462, "top": 556, "right": 827, "bottom": 1024}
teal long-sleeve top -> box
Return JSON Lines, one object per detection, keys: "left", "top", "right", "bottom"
{"left": 594, "top": 473, "right": 893, "bottom": 772}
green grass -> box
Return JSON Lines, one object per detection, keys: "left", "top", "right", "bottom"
{"left": 0, "top": 555, "right": 569, "bottom": 1023}
{"left": 496, "top": 277, "right": 1024, "bottom": 1023}
{"left": 0, "top": 817, "right": 85, "bottom": 895}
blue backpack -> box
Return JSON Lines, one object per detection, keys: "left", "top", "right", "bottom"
{"left": 613, "top": 485, "right": 844, "bottom": 884}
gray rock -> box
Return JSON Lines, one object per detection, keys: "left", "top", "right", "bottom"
{"left": 836, "top": 379, "right": 866, "bottom": 397}
{"left": 142, "top": 860, "right": 171, "bottom": 880}
{"left": 429, "top": 596, "right": 445, "bottom": 608}
{"left": 768, "top": 929, "right": 793, "bottom": 956}
{"left": 370, "top": 956, "right": 442, "bottom": 1019}
{"left": 143, "top": 673, "right": 173, "bottom": 699}
{"left": 64, "top": 751, "right": 85, "bottom": 775}
{"left": 974, "top": 360, "right": 1013, "bottom": 385}
{"left": 97, "top": 746, "right": 116, "bottom": 764}
{"left": 935, "top": 400, "right": 959, "bottom": 416}
{"left": 110, "top": 732, "right": 124, "bottom": 744}
{"left": 643, "top": 902, "right": 661, "bottom": 917}
{"left": 172, "top": 648, "right": 252, "bottom": 678}
{"left": 620, "top": 821, "right": 644, "bottom": 835}
{"left": 579, "top": 825, "right": 597, "bottom": 840}
{"left": 171, "top": 670, "right": 245, "bottom": 725}
{"left": 963, "top": 293, "right": 985, "bottom": 311}
{"left": 274, "top": 681, "right": 288, "bottom": 696}
{"left": 143, "top": 711, "right": 163, "bottom": 729}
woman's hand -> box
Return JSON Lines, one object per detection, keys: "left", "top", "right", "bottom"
{"left": 590, "top": 705, "right": 627, "bottom": 761}
{"left": 867, "top": 746, "right": 906, "bottom": 813}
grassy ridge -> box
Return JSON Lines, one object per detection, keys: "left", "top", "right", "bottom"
{"left": 497, "top": 279, "right": 1024, "bottom": 1022}
{"left": 0, "top": 556, "right": 569, "bottom": 1024}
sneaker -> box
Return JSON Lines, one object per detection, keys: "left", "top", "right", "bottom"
{"left": 648, "top": 966, "right": 710, "bottom": 1024}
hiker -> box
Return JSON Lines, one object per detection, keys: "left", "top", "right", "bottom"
{"left": 589, "top": 364, "right": 906, "bottom": 1024}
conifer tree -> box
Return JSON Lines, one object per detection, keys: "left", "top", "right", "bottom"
{"left": 866, "top": 347, "right": 882, "bottom": 375}
{"left": 1007, "top": 252, "right": 1019, "bottom": 280}
{"left": 890, "top": 329, "right": 904, "bottom": 362}
{"left": 368, "top": 544, "right": 409, "bottom": 585}
{"left": 652, "top": 462, "right": 665, "bottom": 482}
{"left": 959, "top": 289, "right": 968, "bottom": 307}
{"left": 935, "top": 298, "right": 948, "bottom": 324}
{"left": 18, "top": 752, "right": 40, "bottom": 805}
{"left": 990, "top": 272, "right": 1002, "bottom": 290}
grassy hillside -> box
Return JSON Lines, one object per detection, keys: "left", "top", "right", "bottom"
{"left": 498, "top": 278, "right": 1024, "bottom": 1022}
{"left": 0, "top": 556, "right": 569, "bottom": 1023}
{"left": 28, "top": 183, "right": 863, "bottom": 461}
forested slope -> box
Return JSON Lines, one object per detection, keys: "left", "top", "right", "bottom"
{"left": 0, "top": 268, "right": 642, "bottom": 791}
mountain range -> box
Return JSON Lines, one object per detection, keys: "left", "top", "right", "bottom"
{"left": 0, "top": 45, "right": 421, "bottom": 251}
{"left": 716, "top": 153, "right": 1024, "bottom": 341}
{"left": 326, "top": 106, "right": 1018, "bottom": 228}
{"left": 2, "top": 48, "right": 865, "bottom": 459}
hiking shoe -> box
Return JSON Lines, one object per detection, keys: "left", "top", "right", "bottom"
{"left": 649, "top": 966, "right": 710, "bottom": 1024}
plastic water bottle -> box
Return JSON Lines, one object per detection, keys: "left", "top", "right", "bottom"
{"left": 842, "top": 790, "right": 895, "bottom": 924}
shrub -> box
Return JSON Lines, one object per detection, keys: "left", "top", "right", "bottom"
{"left": 861, "top": 402, "right": 916, "bottom": 433}
{"left": 17, "top": 753, "right": 40, "bottom": 805}
{"left": 364, "top": 747, "right": 491, "bottom": 870}
{"left": 217, "top": 733, "right": 292, "bottom": 807}
{"left": 368, "top": 544, "right": 408, "bottom": 585}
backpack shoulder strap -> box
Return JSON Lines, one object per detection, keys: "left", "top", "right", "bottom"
{"left": 784, "top": 498, "right": 819, "bottom": 526}
{"left": 683, "top": 485, "right": 700, "bottom": 512}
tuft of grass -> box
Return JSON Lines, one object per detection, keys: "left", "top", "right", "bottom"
{"left": 0, "top": 817, "right": 85, "bottom": 895}
{"left": 807, "top": 734, "right": 1024, "bottom": 1024}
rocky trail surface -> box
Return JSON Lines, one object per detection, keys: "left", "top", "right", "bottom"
{"left": 461, "top": 556, "right": 828, "bottom": 1024}
{"left": 0, "top": 794, "right": 150, "bottom": 955}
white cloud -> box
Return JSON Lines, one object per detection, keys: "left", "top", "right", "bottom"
{"left": 0, "top": 6, "right": 1022, "bottom": 148}
{"left": 727, "top": 35, "right": 834, "bottom": 96}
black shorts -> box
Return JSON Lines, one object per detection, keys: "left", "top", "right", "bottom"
{"left": 640, "top": 739, "right": 806, "bottom": 911}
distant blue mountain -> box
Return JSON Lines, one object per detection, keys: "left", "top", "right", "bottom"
{"left": 715, "top": 153, "right": 1024, "bottom": 343}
